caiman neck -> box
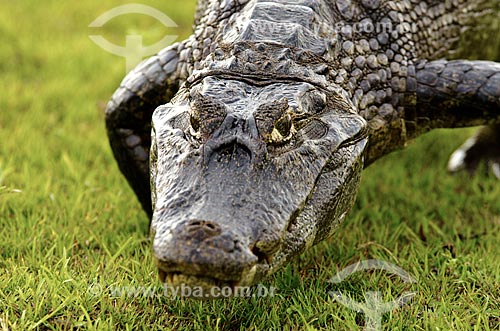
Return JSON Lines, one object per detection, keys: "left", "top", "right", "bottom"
{"left": 188, "top": 0, "right": 339, "bottom": 87}
{"left": 222, "top": 0, "right": 337, "bottom": 57}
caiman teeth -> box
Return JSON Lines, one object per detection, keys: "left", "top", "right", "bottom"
{"left": 159, "top": 270, "right": 180, "bottom": 285}
{"left": 266, "top": 255, "right": 273, "bottom": 264}
{"left": 158, "top": 269, "right": 167, "bottom": 282}
{"left": 168, "top": 273, "right": 174, "bottom": 284}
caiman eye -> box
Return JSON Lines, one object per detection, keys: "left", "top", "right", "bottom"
{"left": 254, "top": 98, "right": 294, "bottom": 144}
{"left": 190, "top": 109, "right": 201, "bottom": 132}
{"left": 275, "top": 113, "right": 292, "bottom": 137}
{"left": 189, "top": 92, "right": 227, "bottom": 139}
{"left": 268, "top": 113, "right": 293, "bottom": 143}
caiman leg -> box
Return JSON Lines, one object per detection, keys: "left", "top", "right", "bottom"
{"left": 415, "top": 59, "right": 500, "bottom": 178}
{"left": 105, "top": 40, "right": 192, "bottom": 216}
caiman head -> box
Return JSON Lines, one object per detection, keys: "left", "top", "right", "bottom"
{"left": 150, "top": 76, "right": 368, "bottom": 295}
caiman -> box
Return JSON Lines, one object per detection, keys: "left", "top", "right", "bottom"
{"left": 105, "top": 0, "right": 500, "bottom": 295}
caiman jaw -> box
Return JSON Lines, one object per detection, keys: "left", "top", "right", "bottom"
{"left": 151, "top": 215, "right": 272, "bottom": 295}
{"left": 154, "top": 234, "right": 267, "bottom": 298}
{"left": 157, "top": 264, "right": 259, "bottom": 292}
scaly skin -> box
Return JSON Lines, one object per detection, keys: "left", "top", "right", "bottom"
{"left": 105, "top": 0, "right": 500, "bottom": 296}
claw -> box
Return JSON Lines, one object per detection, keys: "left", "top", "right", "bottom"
{"left": 447, "top": 136, "right": 478, "bottom": 174}
{"left": 447, "top": 125, "right": 500, "bottom": 179}
{"left": 491, "top": 162, "right": 500, "bottom": 179}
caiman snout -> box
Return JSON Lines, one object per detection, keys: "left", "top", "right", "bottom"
{"left": 153, "top": 217, "right": 261, "bottom": 288}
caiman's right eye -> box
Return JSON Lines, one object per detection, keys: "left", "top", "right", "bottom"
{"left": 189, "top": 92, "right": 227, "bottom": 140}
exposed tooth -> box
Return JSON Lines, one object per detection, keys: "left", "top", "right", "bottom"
{"left": 239, "top": 264, "right": 257, "bottom": 286}
{"left": 158, "top": 269, "right": 167, "bottom": 282}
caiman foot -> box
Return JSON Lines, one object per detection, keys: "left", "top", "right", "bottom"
{"left": 448, "top": 125, "right": 500, "bottom": 179}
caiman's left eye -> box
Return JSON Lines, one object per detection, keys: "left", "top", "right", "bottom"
{"left": 268, "top": 113, "right": 293, "bottom": 144}
{"left": 190, "top": 108, "right": 201, "bottom": 132}
{"left": 275, "top": 113, "right": 292, "bottom": 137}
{"left": 254, "top": 98, "right": 295, "bottom": 144}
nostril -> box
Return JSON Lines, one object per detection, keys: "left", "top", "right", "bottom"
{"left": 185, "top": 219, "right": 222, "bottom": 238}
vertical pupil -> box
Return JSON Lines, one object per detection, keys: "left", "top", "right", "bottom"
{"left": 190, "top": 111, "right": 200, "bottom": 131}
{"left": 275, "top": 115, "right": 291, "bottom": 136}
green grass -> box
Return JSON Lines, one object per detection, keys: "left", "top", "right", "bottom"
{"left": 0, "top": 1, "right": 499, "bottom": 330}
